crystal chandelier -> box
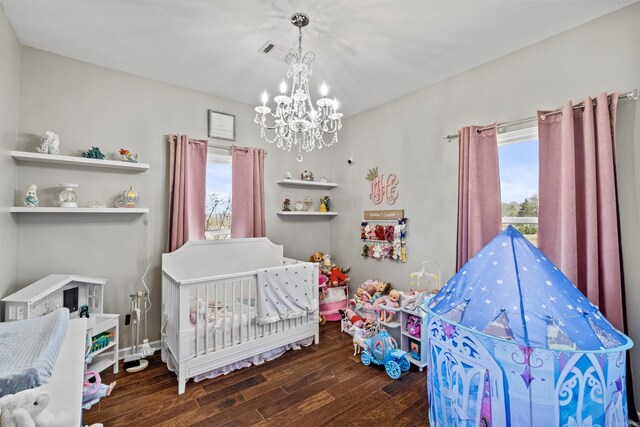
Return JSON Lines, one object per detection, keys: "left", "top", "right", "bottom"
{"left": 254, "top": 13, "right": 342, "bottom": 162}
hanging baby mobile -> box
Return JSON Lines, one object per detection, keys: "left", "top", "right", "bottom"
{"left": 360, "top": 209, "right": 407, "bottom": 263}
{"left": 366, "top": 167, "right": 398, "bottom": 205}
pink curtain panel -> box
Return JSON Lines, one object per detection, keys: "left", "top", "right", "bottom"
{"left": 167, "top": 134, "right": 208, "bottom": 252}
{"left": 538, "top": 93, "right": 624, "bottom": 332}
{"left": 456, "top": 125, "right": 502, "bottom": 270}
{"left": 231, "top": 146, "right": 266, "bottom": 238}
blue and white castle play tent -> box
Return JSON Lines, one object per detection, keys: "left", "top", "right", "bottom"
{"left": 423, "top": 225, "right": 632, "bottom": 427}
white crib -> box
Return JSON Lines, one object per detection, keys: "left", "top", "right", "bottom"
{"left": 161, "top": 238, "right": 319, "bottom": 394}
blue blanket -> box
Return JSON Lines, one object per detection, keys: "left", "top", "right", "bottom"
{"left": 0, "top": 308, "right": 69, "bottom": 397}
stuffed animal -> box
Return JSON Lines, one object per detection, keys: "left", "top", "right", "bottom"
{"left": 0, "top": 387, "right": 73, "bottom": 427}
{"left": 320, "top": 254, "right": 351, "bottom": 287}
{"left": 308, "top": 252, "right": 324, "bottom": 264}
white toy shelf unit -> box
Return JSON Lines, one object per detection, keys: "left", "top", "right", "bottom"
{"left": 2, "top": 274, "right": 105, "bottom": 321}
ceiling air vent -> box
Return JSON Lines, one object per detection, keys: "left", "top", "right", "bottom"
{"left": 258, "top": 41, "right": 290, "bottom": 63}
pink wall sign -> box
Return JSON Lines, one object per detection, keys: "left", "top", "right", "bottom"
{"left": 366, "top": 167, "right": 399, "bottom": 205}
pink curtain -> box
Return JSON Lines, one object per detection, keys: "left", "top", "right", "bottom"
{"left": 538, "top": 93, "right": 624, "bottom": 331}
{"left": 231, "top": 146, "right": 265, "bottom": 238}
{"left": 167, "top": 134, "right": 208, "bottom": 252}
{"left": 456, "top": 125, "right": 502, "bottom": 270}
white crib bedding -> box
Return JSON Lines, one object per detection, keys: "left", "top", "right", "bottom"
{"left": 165, "top": 336, "right": 314, "bottom": 382}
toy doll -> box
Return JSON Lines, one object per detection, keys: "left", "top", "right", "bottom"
{"left": 352, "top": 325, "right": 369, "bottom": 356}
{"left": 370, "top": 281, "right": 390, "bottom": 303}
{"left": 339, "top": 308, "right": 376, "bottom": 328}
{"left": 374, "top": 289, "right": 400, "bottom": 322}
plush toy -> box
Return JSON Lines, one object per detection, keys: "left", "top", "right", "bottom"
{"left": 309, "top": 252, "right": 324, "bottom": 264}
{"left": 320, "top": 254, "right": 351, "bottom": 287}
{"left": 374, "top": 289, "right": 401, "bottom": 322}
{"left": 0, "top": 387, "right": 73, "bottom": 427}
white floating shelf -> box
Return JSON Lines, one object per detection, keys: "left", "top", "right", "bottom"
{"left": 276, "top": 211, "right": 337, "bottom": 217}
{"left": 11, "top": 151, "right": 150, "bottom": 171}
{"left": 276, "top": 179, "right": 337, "bottom": 189}
{"left": 10, "top": 207, "right": 149, "bottom": 213}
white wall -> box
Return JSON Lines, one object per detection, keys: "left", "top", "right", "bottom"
{"left": 14, "top": 47, "right": 332, "bottom": 346}
{"left": 331, "top": 2, "right": 640, "bottom": 406}
{"left": 0, "top": 3, "right": 20, "bottom": 315}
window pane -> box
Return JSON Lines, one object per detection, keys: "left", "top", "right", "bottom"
{"left": 498, "top": 138, "right": 538, "bottom": 246}
{"left": 205, "top": 156, "right": 232, "bottom": 240}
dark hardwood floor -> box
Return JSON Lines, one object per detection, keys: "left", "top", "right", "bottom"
{"left": 83, "top": 322, "right": 429, "bottom": 426}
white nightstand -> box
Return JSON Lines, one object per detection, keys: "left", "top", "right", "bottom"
{"left": 85, "top": 313, "right": 119, "bottom": 374}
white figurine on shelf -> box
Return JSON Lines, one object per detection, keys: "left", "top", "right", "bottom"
{"left": 24, "top": 184, "right": 39, "bottom": 207}
{"left": 36, "top": 131, "right": 60, "bottom": 155}
{"left": 285, "top": 172, "right": 293, "bottom": 180}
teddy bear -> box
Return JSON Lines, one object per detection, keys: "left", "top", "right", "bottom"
{"left": 0, "top": 386, "right": 73, "bottom": 427}
{"left": 320, "top": 254, "right": 351, "bottom": 287}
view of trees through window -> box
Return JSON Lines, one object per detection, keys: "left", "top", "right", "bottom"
{"left": 498, "top": 136, "right": 539, "bottom": 245}
{"left": 205, "top": 154, "right": 232, "bottom": 240}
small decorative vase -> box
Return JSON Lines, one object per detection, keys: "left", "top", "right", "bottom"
{"left": 59, "top": 183, "right": 79, "bottom": 208}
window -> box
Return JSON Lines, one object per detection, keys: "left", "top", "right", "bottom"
{"left": 498, "top": 127, "right": 538, "bottom": 246}
{"left": 205, "top": 152, "right": 232, "bottom": 240}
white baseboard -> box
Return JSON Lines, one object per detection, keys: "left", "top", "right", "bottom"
{"left": 118, "top": 340, "right": 161, "bottom": 360}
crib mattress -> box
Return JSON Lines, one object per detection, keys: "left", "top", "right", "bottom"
{"left": 0, "top": 308, "right": 69, "bottom": 397}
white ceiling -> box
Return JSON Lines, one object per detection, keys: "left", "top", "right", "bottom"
{"left": 1, "top": 0, "right": 634, "bottom": 117}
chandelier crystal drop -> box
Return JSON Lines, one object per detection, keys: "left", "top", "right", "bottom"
{"left": 254, "top": 13, "right": 342, "bottom": 162}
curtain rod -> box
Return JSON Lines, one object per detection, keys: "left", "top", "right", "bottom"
{"left": 208, "top": 142, "right": 268, "bottom": 156}
{"left": 443, "top": 89, "right": 639, "bottom": 142}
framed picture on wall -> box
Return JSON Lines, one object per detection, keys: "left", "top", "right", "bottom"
{"left": 208, "top": 110, "right": 235, "bottom": 141}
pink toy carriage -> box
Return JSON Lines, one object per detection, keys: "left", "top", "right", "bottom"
{"left": 319, "top": 285, "right": 348, "bottom": 322}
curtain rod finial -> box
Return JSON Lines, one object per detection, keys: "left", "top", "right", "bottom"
{"left": 630, "top": 89, "right": 639, "bottom": 101}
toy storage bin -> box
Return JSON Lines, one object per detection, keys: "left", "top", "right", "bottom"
{"left": 91, "top": 332, "right": 113, "bottom": 352}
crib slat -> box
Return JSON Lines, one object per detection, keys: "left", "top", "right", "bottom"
{"left": 205, "top": 286, "right": 210, "bottom": 354}
{"left": 195, "top": 287, "right": 200, "bottom": 357}
{"left": 232, "top": 280, "right": 236, "bottom": 345}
